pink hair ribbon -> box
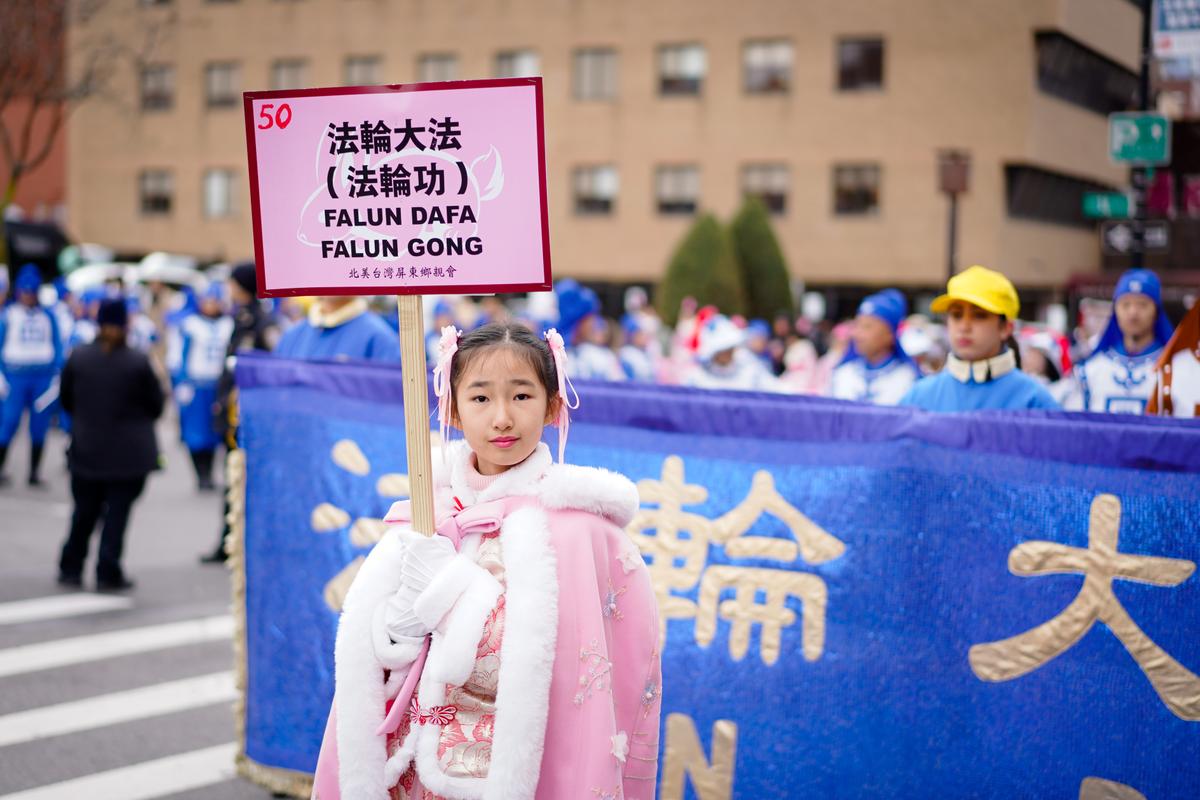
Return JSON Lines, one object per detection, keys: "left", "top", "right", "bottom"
{"left": 543, "top": 328, "right": 580, "bottom": 463}
{"left": 431, "top": 325, "right": 462, "bottom": 453}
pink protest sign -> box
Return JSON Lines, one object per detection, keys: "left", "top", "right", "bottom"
{"left": 243, "top": 79, "right": 551, "bottom": 298}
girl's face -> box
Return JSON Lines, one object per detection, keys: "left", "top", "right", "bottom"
{"left": 453, "top": 346, "right": 558, "bottom": 475}
{"left": 945, "top": 301, "right": 1013, "bottom": 361}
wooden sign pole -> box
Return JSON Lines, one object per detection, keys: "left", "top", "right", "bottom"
{"left": 397, "top": 295, "right": 436, "bottom": 536}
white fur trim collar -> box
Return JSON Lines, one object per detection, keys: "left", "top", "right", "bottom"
{"left": 438, "top": 440, "right": 638, "bottom": 526}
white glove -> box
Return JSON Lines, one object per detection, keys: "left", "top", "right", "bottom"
{"left": 384, "top": 533, "right": 457, "bottom": 641}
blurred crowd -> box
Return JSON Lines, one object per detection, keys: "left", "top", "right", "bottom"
{"left": 1, "top": 259, "right": 1197, "bottom": 498}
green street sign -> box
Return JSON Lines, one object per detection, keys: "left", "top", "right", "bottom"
{"left": 1109, "top": 112, "right": 1171, "bottom": 165}
{"left": 1083, "top": 192, "right": 1131, "bottom": 219}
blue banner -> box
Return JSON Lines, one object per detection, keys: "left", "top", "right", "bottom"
{"left": 235, "top": 355, "right": 1200, "bottom": 799}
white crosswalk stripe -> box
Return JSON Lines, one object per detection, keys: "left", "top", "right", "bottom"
{"left": 0, "top": 610, "right": 247, "bottom": 798}
{"left": 0, "top": 614, "right": 233, "bottom": 678}
{"left": 0, "top": 594, "right": 133, "bottom": 626}
{"left": 0, "top": 742, "right": 239, "bottom": 800}
{"left": 0, "top": 670, "right": 236, "bottom": 747}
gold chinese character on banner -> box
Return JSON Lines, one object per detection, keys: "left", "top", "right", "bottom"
{"left": 1079, "top": 777, "right": 1146, "bottom": 800}
{"left": 628, "top": 456, "right": 846, "bottom": 665}
{"left": 696, "top": 567, "right": 827, "bottom": 665}
{"left": 626, "top": 456, "right": 717, "bottom": 641}
{"left": 312, "top": 437, "right": 430, "bottom": 612}
{"left": 969, "top": 493, "right": 1200, "bottom": 720}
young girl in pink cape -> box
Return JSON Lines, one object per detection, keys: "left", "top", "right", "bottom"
{"left": 311, "top": 321, "right": 662, "bottom": 800}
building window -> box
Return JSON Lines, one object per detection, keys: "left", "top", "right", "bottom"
{"left": 743, "top": 39, "right": 792, "bottom": 94}
{"left": 658, "top": 43, "right": 706, "bottom": 96}
{"left": 139, "top": 170, "right": 173, "bottom": 215}
{"left": 742, "top": 164, "right": 789, "bottom": 214}
{"left": 837, "top": 37, "right": 884, "bottom": 91}
{"left": 573, "top": 48, "right": 617, "bottom": 100}
{"left": 656, "top": 165, "right": 699, "bottom": 215}
{"left": 203, "top": 169, "right": 236, "bottom": 219}
{"left": 495, "top": 50, "right": 540, "bottom": 78}
{"left": 573, "top": 165, "right": 618, "bottom": 215}
{"left": 418, "top": 53, "right": 459, "bottom": 83}
{"left": 205, "top": 62, "right": 240, "bottom": 108}
{"left": 1034, "top": 31, "right": 1138, "bottom": 116}
{"left": 833, "top": 164, "right": 881, "bottom": 216}
{"left": 140, "top": 65, "right": 174, "bottom": 111}
{"left": 344, "top": 55, "right": 382, "bottom": 85}
{"left": 271, "top": 59, "right": 308, "bottom": 90}
{"left": 1005, "top": 164, "right": 1116, "bottom": 228}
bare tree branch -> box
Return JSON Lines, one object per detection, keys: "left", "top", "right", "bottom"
{"left": 0, "top": 0, "right": 176, "bottom": 266}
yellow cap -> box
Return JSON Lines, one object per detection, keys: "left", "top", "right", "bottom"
{"left": 930, "top": 265, "right": 1019, "bottom": 319}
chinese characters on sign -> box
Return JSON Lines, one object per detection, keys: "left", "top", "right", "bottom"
{"left": 626, "top": 456, "right": 846, "bottom": 666}
{"left": 970, "top": 494, "right": 1200, "bottom": 720}
{"left": 244, "top": 80, "right": 550, "bottom": 296}
{"left": 319, "top": 116, "right": 480, "bottom": 269}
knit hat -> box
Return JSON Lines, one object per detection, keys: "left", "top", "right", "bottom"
{"left": 97, "top": 297, "right": 128, "bottom": 328}
{"left": 696, "top": 314, "right": 745, "bottom": 361}
{"left": 840, "top": 288, "right": 915, "bottom": 368}
{"left": 231, "top": 262, "right": 257, "bottom": 296}
{"left": 856, "top": 289, "right": 907, "bottom": 333}
{"left": 15, "top": 263, "right": 41, "bottom": 294}
{"left": 1085, "top": 269, "right": 1175, "bottom": 360}
{"left": 554, "top": 278, "right": 600, "bottom": 344}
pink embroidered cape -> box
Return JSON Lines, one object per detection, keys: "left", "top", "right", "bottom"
{"left": 311, "top": 442, "right": 662, "bottom": 800}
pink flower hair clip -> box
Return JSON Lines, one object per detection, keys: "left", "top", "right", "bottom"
{"left": 543, "top": 328, "right": 580, "bottom": 463}
{"left": 432, "top": 324, "right": 462, "bottom": 453}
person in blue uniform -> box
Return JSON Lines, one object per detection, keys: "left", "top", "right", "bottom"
{"left": 174, "top": 282, "right": 234, "bottom": 490}
{"left": 163, "top": 284, "right": 199, "bottom": 381}
{"left": 619, "top": 313, "right": 658, "bottom": 382}
{"left": 684, "top": 313, "right": 780, "bottom": 392}
{"left": 554, "top": 278, "right": 625, "bottom": 381}
{"left": 900, "top": 265, "right": 1058, "bottom": 412}
{"left": 425, "top": 299, "right": 455, "bottom": 366}
{"left": 274, "top": 295, "right": 400, "bottom": 363}
{"left": 0, "top": 264, "right": 63, "bottom": 486}
{"left": 1061, "top": 269, "right": 1174, "bottom": 414}
{"left": 828, "top": 289, "right": 921, "bottom": 405}
{"left": 51, "top": 277, "right": 74, "bottom": 351}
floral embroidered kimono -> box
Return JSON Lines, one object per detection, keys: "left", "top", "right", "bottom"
{"left": 311, "top": 442, "right": 662, "bottom": 800}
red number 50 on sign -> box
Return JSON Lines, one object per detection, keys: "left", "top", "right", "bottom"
{"left": 257, "top": 103, "right": 293, "bottom": 130}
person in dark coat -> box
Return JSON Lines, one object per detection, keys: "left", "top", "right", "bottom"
{"left": 57, "top": 298, "right": 164, "bottom": 590}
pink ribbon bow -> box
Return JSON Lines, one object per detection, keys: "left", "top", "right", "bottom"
{"left": 432, "top": 325, "right": 462, "bottom": 455}
{"left": 376, "top": 497, "right": 510, "bottom": 736}
{"left": 543, "top": 328, "right": 580, "bottom": 463}
{"left": 382, "top": 497, "right": 507, "bottom": 549}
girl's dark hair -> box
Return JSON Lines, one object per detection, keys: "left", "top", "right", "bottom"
{"left": 451, "top": 321, "right": 559, "bottom": 400}
{"left": 999, "top": 316, "right": 1022, "bottom": 370}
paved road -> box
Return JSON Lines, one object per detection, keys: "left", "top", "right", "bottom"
{"left": 0, "top": 423, "right": 280, "bottom": 799}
